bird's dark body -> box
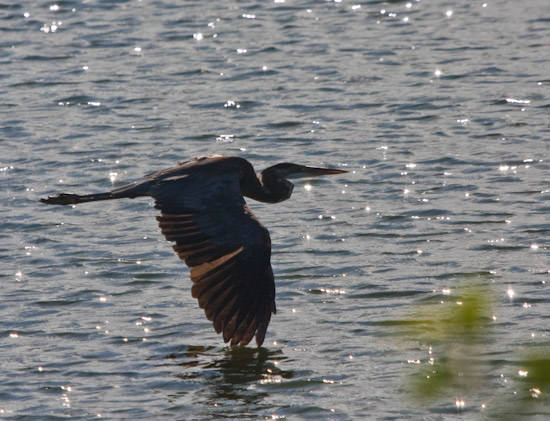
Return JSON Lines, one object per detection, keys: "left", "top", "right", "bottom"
{"left": 41, "top": 155, "right": 346, "bottom": 346}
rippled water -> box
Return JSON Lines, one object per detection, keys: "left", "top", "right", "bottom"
{"left": 2, "top": 0, "right": 550, "bottom": 419}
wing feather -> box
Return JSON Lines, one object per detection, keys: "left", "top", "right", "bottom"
{"left": 150, "top": 159, "right": 276, "bottom": 346}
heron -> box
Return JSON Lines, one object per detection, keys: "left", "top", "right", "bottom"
{"left": 40, "top": 155, "right": 347, "bottom": 346}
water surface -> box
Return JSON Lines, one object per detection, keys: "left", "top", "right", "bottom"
{"left": 1, "top": 0, "right": 549, "bottom": 419}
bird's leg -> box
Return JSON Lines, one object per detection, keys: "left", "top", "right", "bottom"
{"left": 40, "top": 179, "right": 151, "bottom": 206}
{"left": 40, "top": 192, "right": 117, "bottom": 205}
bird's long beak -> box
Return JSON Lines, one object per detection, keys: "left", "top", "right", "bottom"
{"left": 285, "top": 165, "right": 348, "bottom": 179}
{"left": 261, "top": 162, "right": 347, "bottom": 180}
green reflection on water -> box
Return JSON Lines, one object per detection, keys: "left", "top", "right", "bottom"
{"left": 405, "top": 285, "right": 494, "bottom": 403}
{"left": 403, "top": 284, "right": 550, "bottom": 417}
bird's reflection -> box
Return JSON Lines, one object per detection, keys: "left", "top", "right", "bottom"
{"left": 164, "top": 344, "right": 294, "bottom": 414}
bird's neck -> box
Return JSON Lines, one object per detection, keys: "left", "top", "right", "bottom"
{"left": 241, "top": 172, "right": 292, "bottom": 203}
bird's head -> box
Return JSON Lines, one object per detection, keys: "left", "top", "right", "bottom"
{"left": 258, "top": 163, "right": 347, "bottom": 203}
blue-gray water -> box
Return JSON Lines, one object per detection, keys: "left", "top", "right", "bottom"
{"left": 2, "top": 0, "right": 550, "bottom": 419}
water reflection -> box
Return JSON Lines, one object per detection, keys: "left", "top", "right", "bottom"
{"left": 203, "top": 346, "right": 289, "bottom": 394}
{"left": 165, "top": 345, "right": 293, "bottom": 415}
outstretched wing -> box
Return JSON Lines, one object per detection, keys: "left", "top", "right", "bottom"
{"left": 151, "top": 170, "right": 276, "bottom": 346}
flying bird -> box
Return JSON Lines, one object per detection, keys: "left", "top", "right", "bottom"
{"left": 41, "top": 155, "right": 346, "bottom": 346}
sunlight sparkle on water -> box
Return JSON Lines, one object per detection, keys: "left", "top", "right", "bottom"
{"left": 304, "top": 183, "right": 312, "bottom": 191}
{"left": 41, "top": 21, "right": 62, "bottom": 33}
{"left": 507, "top": 287, "right": 515, "bottom": 299}
{"left": 506, "top": 98, "right": 530, "bottom": 104}
{"left": 319, "top": 288, "right": 346, "bottom": 295}
{"left": 531, "top": 388, "right": 541, "bottom": 398}
{"left": 434, "top": 68, "right": 442, "bottom": 77}
{"left": 260, "top": 373, "right": 283, "bottom": 384}
{"left": 216, "top": 134, "right": 234, "bottom": 143}
{"left": 224, "top": 100, "right": 240, "bottom": 109}
{"left": 446, "top": 10, "right": 453, "bottom": 17}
